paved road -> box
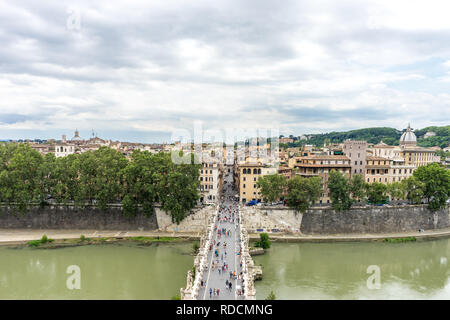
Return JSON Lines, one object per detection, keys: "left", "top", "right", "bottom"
{"left": 197, "top": 168, "right": 245, "bottom": 300}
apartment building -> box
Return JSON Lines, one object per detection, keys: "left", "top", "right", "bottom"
{"left": 343, "top": 140, "right": 367, "bottom": 177}
{"left": 238, "top": 162, "right": 277, "bottom": 203}
{"left": 294, "top": 155, "right": 351, "bottom": 204}
{"left": 365, "top": 156, "right": 391, "bottom": 184}
{"left": 199, "top": 162, "right": 221, "bottom": 204}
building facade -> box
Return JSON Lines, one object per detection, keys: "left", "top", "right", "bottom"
{"left": 294, "top": 155, "right": 351, "bottom": 204}
{"left": 343, "top": 140, "right": 367, "bottom": 177}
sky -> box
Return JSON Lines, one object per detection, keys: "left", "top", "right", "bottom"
{"left": 0, "top": 0, "right": 449, "bottom": 143}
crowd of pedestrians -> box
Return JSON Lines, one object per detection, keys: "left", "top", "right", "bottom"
{"left": 199, "top": 168, "right": 246, "bottom": 300}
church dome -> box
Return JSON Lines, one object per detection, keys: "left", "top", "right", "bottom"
{"left": 399, "top": 123, "right": 417, "bottom": 146}
{"left": 71, "top": 129, "right": 83, "bottom": 141}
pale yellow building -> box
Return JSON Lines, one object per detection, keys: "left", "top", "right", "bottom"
{"left": 365, "top": 156, "right": 391, "bottom": 184}
{"left": 238, "top": 162, "right": 277, "bottom": 203}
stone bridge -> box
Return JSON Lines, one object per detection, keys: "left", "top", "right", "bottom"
{"left": 181, "top": 170, "right": 258, "bottom": 300}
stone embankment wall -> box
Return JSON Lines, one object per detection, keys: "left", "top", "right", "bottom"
{"left": 155, "top": 205, "right": 216, "bottom": 233}
{"left": 0, "top": 204, "right": 210, "bottom": 231}
{"left": 241, "top": 205, "right": 450, "bottom": 235}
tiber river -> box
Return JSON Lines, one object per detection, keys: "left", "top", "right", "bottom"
{"left": 0, "top": 239, "right": 449, "bottom": 299}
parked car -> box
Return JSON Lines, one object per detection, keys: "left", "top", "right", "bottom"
{"left": 245, "top": 200, "right": 258, "bottom": 206}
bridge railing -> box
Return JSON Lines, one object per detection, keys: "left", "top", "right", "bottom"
{"left": 238, "top": 205, "right": 256, "bottom": 300}
{"left": 181, "top": 204, "right": 219, "bottom": 300}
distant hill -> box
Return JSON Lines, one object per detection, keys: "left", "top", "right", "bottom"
{"left": 414, "top": 126, "right": 450, "bottom": 148}
{"left": 285, "top": 125, "right": 450, "bottom": 149}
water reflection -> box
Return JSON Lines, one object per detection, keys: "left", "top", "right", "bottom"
{"left": 254, "top": 239, "right": 450, "bottom": 299}
{"left": 0, "top": 243, "right": 193, "bottom": 299}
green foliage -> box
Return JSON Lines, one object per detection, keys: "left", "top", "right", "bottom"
{"left": 283, "top": 125, "right": 449, "bottom": 148}
{"left": 256, "top": 174, "right": 287, "bottom": 203}
{"left": 171, "top": 294, "right": 181, "bottom": 300}
{"left": 0, "top": 143, "right": 201, "bottom": 224}
{"left": 286, "top": 176, "right": 322, "bottom": 212}
{"left": 265, "top": 290, "right": 276, "bottom": 300}
{"left": 387, "top": 182, "right": 407, "bottom": 201}
{"left": 403, "top": 176, "right": 425, "bottom": 205}
{"left": 255, "top": 232, "right": 271, "bottom": 249}
{"left": 41, "top": 234, "right": 48, "bottom": 244}
{"left": 415, "top": 125, "right": 450, "bottom": 148}
{"left": 366, "top": 182, "right": 388, "bottom": 204}
{"left": 328, "top": 170, "right": 353, "bottom": 211}
{"left": 191, "top": 266, "right": 196, "bottom": 281}
{"left": 286, "top": 127, "right": 402, "bottom": 147}
{"left": 192, "top": 241, "right": 200, "bottom": 254}
{"left": 28, "top": 234, "right": 53, "bottom": 247}
{"left": 0, "top": 144, "right": 44, "bottom": 213}
{"left": 413, "top": 163, "right": 450, "bottom": 211}
{"left": 28, "top": 240, "right": 41, "bottom": 247}
{"left": 384, "top": 237, "right": 416, "bottom": 243}
{"left": 80, "top": 234, "right": 86, "bottom": 241}
{"left": 349, "top": 174, "right": 367, "bottom": 201}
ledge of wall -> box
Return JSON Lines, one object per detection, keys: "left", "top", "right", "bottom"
{"left": 242, "top": 205, "right": 450, "bottom": 235}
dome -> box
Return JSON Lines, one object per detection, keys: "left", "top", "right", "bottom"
{"left": 399, "top": 123, "right": 417, "bottom": 146}
{"left": 71, "top": 129, "right": 83, "bottom": 141}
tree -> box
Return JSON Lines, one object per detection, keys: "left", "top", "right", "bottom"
{"left": 366, "top": 182, "right": 388, "bottom": 204}
{"left": 0, "top": 144, "right": 44, "bottom": 212}
{"left": 328, "top": 170, "right": 353, "bottom": 211}
{"left": 413, "top": 163, "right": 450, "bottom": 211}
{"left": 286, "top": 176, "right": 322, "bottom": 213}
{"left": 255, "top": 232, "right": 271, "bottom": 249}
{"left": 403, "top": 176, "right": 425, "bottom": 205}
{"left": 156, "top": 152, "right": 201, "bottom": 223}
{"left": 349, "top": 174, "right": 367, "bottom": 202}
{"left": 256, "top": 174, "right": 287, "bottom": 203}
{"left": 387, "top": 182, "right": 406, "bottom": 201}
{"left": 0, "top": 143, "right": 202, "bottom": 223}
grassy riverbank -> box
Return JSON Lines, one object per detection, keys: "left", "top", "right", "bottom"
{"left": 23, "top": 234, "right": 190, "bottom": 249}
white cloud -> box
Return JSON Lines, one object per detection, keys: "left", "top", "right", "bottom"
{"left": 0, "top": 0, "right": 449, "bottom": 142}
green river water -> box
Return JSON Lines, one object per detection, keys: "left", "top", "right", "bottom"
{"left": 0, "top": 239, "right": 449, "bottom": 299}
{"left": 254, "top": 239, "right": 450, "bottom": 299}
{"left": 0, "top": 242, "right": 193, "bottom": 299}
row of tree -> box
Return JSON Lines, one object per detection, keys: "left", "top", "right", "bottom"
{"left": 0, "top": 143, "right": 200, "bottom": 223}
{"left": 257, "top": 163, "right": 450, "bottom": 213}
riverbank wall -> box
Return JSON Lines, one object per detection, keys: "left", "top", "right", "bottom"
{"left": 0, "top": 205, "right": 158, "bottom": 230}
{"left": 0, "top": 203, "right": 216, "bottom": 231}
{"left": 241, "top": 205, "right": 450, "bottom": 235}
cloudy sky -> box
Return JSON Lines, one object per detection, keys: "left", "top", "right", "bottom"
{"left": 0, "top": 0, "right": 449, "bottom": 143}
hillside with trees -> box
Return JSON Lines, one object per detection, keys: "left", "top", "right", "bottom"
{"left": 282, "top": 125, "right": 449, "bottom": 149}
